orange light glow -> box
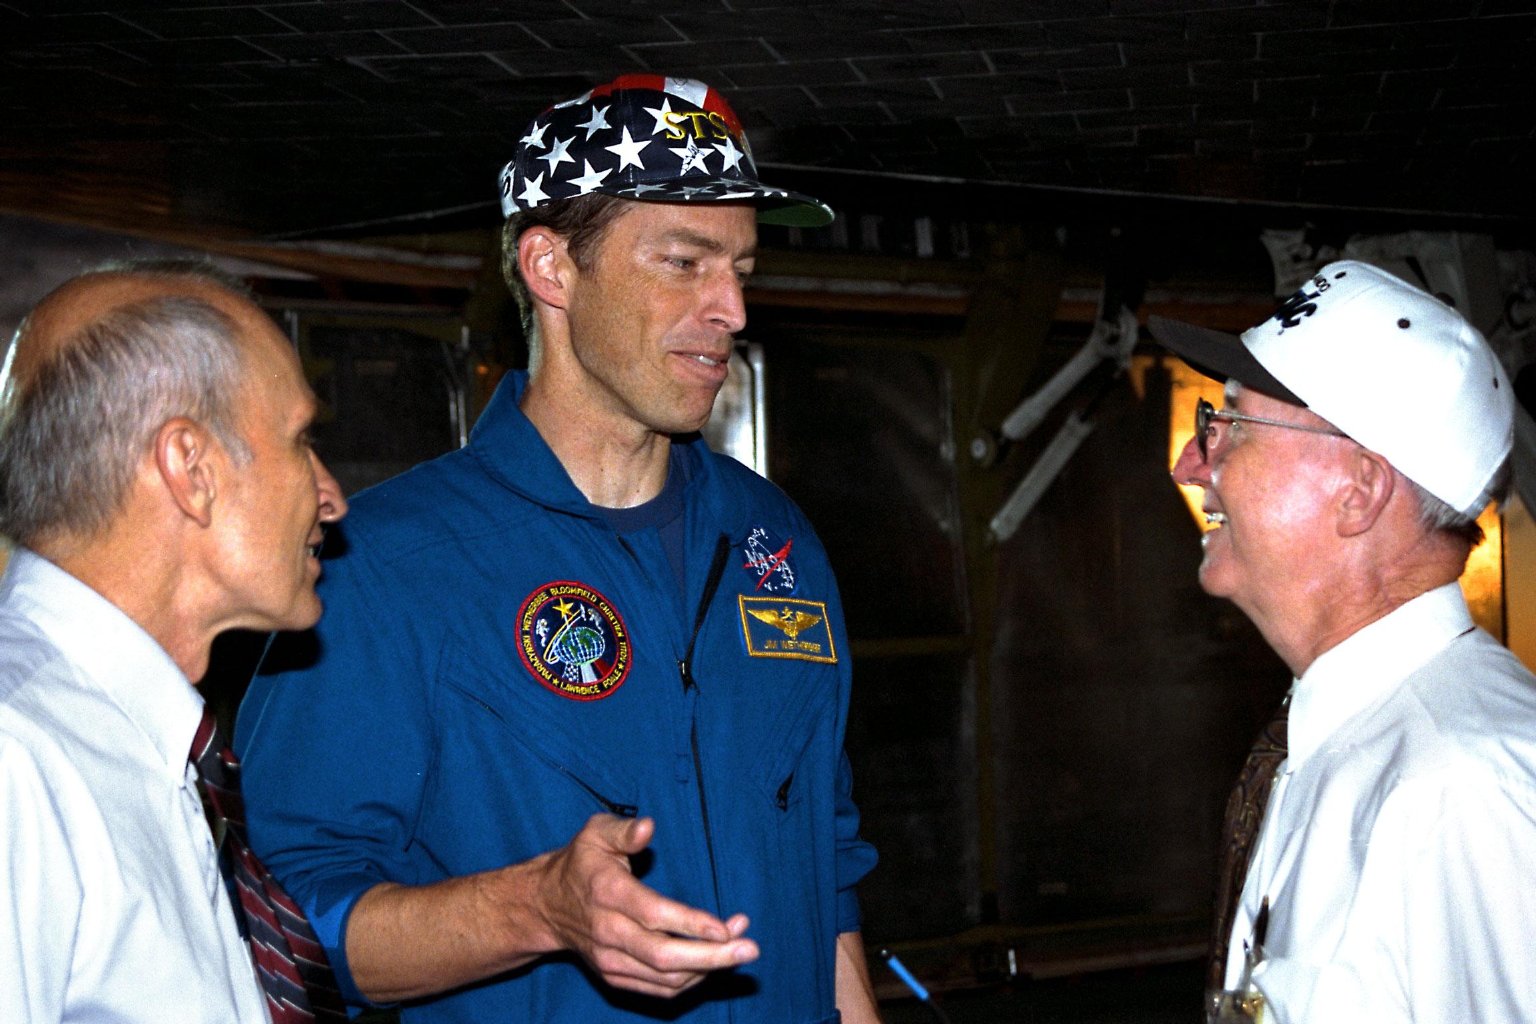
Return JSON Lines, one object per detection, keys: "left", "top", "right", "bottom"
{"left": 1164, "top": 357, "right": 1227, "bottom": 534}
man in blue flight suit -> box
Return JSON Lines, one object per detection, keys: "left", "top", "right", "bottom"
{"left": 237, "top": 74, "right": 880, "bottom": 1024}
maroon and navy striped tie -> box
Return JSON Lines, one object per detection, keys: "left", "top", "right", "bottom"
{"left": 191, "top": 708, "right": 348, "bottom": 1023}
{"left": 1207, "top": 696, "right": 1289, "bottom": 992}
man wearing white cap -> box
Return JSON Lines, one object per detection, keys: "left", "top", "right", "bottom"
{"left": 1153, "top": 260, "right": 1536, "bottom": 1023}
{"left": 237, "top": 75, "right": 880, "bottom": 1024}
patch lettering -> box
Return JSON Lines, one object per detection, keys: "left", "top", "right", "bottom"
{"left": 516, "top": 581, "right": 632, "bottom": 700}
{"left": 739, "top": 596, "right": 837, "bottom": 663}
{"left": 741, "top": 525, "right": 797, "bottom": 593}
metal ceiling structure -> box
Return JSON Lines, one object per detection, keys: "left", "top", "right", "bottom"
{"left": 4, "top": 1, "right": 1535, "bottom": 246}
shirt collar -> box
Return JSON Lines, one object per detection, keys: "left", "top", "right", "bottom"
{"left": 1288, "top": 582, "right": 1473, "bottom": 770}
{"left": 2, "top": 548, "right": 205, "bottom": 778}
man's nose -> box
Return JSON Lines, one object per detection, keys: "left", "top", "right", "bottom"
{"left": 705, "top": 269, "right": 747, "bottom": 335}
{"left": 313, "top": 453, "right": 349, "bottom": 523}
{"left": 1170, "top": 433, "right": 1209, "bottom": 487}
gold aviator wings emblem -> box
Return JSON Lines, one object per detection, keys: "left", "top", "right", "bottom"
{"left": 746, "top": 605, "right": 823, "bottom": 640}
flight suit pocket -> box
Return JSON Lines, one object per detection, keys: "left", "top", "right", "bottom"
{"left": 439, "top": 641, "right": 639, "bottom": 818}
{"left": 754, "top": 665, "right": 833, "bottom": 813}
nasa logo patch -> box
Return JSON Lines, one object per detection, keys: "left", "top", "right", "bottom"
{"left": 740, "top": 525, "right": 796, "bottom": 593}
{"left": 516, "top": 581, "right": 632, "bottom": 700}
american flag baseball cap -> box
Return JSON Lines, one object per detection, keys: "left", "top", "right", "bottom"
{"left": 498, "top": 74, "right": 834, "bottom": 228}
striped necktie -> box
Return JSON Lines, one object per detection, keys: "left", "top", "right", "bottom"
{"left": 1207, "top": 696, "right": 1289, "bottom": 992}
{"left": 190, "top": 708, "right": 348, "bottom": 1023}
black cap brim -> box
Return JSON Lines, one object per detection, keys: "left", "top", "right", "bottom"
{"left": 1146, "top": 314, "right": 1304, "bottom": 405}
{"left": 604, "top": 179, "right": 833, "bottom": 227}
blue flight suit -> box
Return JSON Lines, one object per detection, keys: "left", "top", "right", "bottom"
{"left": 237, "top": 371, "right": 876, "bottom": 1024}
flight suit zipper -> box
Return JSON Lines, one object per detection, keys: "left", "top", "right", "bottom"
{"left": 679, "top": 533, "right": 732, "bottom": 914}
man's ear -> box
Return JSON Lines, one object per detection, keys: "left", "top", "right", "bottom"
{"left": 153, "top": 417, "right": 217, "bottom": 528}
{"left": 518, "top": 226, "right": 571, "bottom": 311}
{"left": 1336, "top": 447, "right": 1396, "bottom": 538}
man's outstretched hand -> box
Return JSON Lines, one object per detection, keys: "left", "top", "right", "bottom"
{"left": 535, "top": 814, "right": 759, "bottom": 998}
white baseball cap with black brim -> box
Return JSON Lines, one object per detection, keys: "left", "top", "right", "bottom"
{"left": 1149, "top": 259, "right": 1514, "bottom": 518}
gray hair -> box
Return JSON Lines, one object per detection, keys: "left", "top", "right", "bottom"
{"left": 0, "top": 264, "right": 252, "bottom": 547}
{"left": 1408, "top": 455, "right": 1511, "bottom": 548}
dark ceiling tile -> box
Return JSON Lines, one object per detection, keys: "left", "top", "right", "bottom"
{"left": 118, "top": 6, "right": 294, "bottom": 39}
{"left": 486, "top": 49, "right": 635, "bottom": 77}
{"left": 1121, "top": 39, "right": 1230, "bottom": 67}
{"left": 1078, "top": 102, "right": 1192, "bottom": 130}
{"left": 522, "top": 15, "right": 681, "bottom": 47}
{"left": 815, "top": 0, "right": 969, "bottom": 31}
{"left": 384, "top": 22, "right": 543, "bottom": 53}
{"left": 267, "top": 1, "right": 437, "bottom": 33}
{"left": 1062, "top": 63, "right": 1186, "bottom": 91}
{"left": 250, "top": 29, "right": 409, "bottom": 60}
{"left": 854, "top": 51, "right": 990, "bottom": 80}
{"left": 721, "top": 84, "right": 825, "bottom": 125}
{"left": 1005, "top": 86, "right": 1129, "bottom": 116}
{"left": 19, "top": 11, "right": 155, "bottom": 44}
{"left": 1108, "top": 0, "right": 1250, "bottom": 11}
{"left": 1186, "top": 5, "right": 1328, "bottom": 37}
{"left": 938, "top": 71, "right": 1056, "bottom": 105}
{"left": 1043, "top": 13, "right": 1184, "bottom": 48}
{"left": 663, "top": 8, "right": 808, "bottom": 39}
{"left": 628, "top": 38, "right": 779, "bottom": 68}
{"left": 351, "top": 52, "right": 513, "bottom": 84}
{"left": 991, "top": 43, "right": 1121, "bottom": 73}
{"left": 1259, "top": 24, "right": 1397, "bottom": 59}
{"left": 905, "top": 22, "right": 1047, "bottom": 54}
{"left": 106, "top": 36, "right": 276, "bottom": 65}
{"left": 721, "top": 58, "right": 858, "bottom": 89}
{"left": 412, "top": 0, "right": 578, "bottom": 22}
{"left": 970, "top": 0, "right": 1108, "bottom": 20}
{"left": 1328, "top": 0, "right": 1458, "bottom": 27}
{"left": 769, "top": 27, "right": 912, "bottom": 60}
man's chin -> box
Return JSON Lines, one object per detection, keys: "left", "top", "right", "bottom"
{"left": 1196, "top": 559, "right": 1236, "bottom": 600}
{"left": 269, "top": 595, "right": 324, "bottom": 633}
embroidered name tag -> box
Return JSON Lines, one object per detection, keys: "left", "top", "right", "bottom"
{"left": 738, "top": 596, "right": 837, "bottom": 663}
{"left": 516, "top": 580, "right": 632, "bottom": 700}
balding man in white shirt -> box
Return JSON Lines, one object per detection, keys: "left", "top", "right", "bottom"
{"left": 0, "top": 262, "right": 348, "bottom": 1022}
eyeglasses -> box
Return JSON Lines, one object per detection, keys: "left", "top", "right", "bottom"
{"left": 1195, "top": 397, "right": 1348, "bottom": 461}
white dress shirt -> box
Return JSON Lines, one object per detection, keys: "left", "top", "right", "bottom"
{"left": 0, "top": 549, "right": 271, "bottom": 1023}
{"left": 1226, "top": 582, "right": 1536, "bottom": 1023}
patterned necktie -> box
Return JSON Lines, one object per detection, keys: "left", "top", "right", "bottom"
{"left": 1207, "top": 696, "right": 1289, "bottom": 992}
{"left": 190, "top": 708, "right": 348, "bottom": 1023}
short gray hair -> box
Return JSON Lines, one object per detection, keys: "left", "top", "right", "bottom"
{"left": 1409, "top": 454, "right": 1511, "bottom": 548}
{"left": 0, "top": 264, "right": 252, "bottom": 547}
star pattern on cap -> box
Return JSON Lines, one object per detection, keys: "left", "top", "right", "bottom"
{"left": 670, "top": 136, "right": 712, "bottom": 175}
{"left": 643, "top": 98, "right": 678, "bottom": 137}
{"left": 520, "top": 121, "right": 549, "bottom": 148}
{"left": 499, "top": 79, "right": 828, "bottom": 225}
{"left": 714, "top": 135, "right": 745, "bottom": 173}
{"left": 518, "top": 171, "right": 550, "bottom": 207}
{"left": 540, "top": 135, "right": 575, "bottom": 172}
{"left": 604, "top": 126, "right": 650, "bottom": 170}
{"left": 577, "top": 103, "right": 611, "bottom": 140}
{"left": 568, "top": 160, "right": 613, "bottom": 195}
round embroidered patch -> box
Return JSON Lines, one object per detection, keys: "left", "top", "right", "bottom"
{"left": 515, "top": 580, "right": 632, "bottom": 701}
